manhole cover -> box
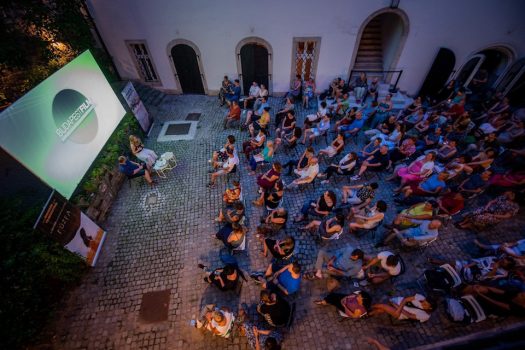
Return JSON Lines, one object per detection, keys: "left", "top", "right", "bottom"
{"left": 145, "top": 192, "right": 158, "bottom": 205}
{"left": 166, "top": 123, "right": 191, "bottom": 135}
{"left": 185, "top": 112, "right": 201, "bottom": 121}
{"left": 139, "top": 290, "right": 171, "bottom": 323}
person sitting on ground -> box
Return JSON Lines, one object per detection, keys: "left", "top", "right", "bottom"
{"left": 348, "top": 200, "right": 387, "bottom": 233}
{"left": 211, "top": 135, "right": 236, "bottom": 169}
{"left": 256, "top": 262, "right": 302, "bottom": 296}
{"left": 249, "top": 106, "right": 271, "bottom": 137}
{"left": 300, "top": 212, "right": 345, "bottom": 241}
{"left": 318, "top": 151, "right": 358, "bottom": 184}
{"left": 294, "top": 190, "right": 336, "bottom": 222}
{"left": 379, "top": 219, "right": 442, "bottom": 247}
{"left": 223, "top": 100, "right": 242, "bottom": 129}
{"left": 244, "top": 81, "right": 261, "bottom": 109}
{"left": 455, "top": 191, "right": 519, "bottom": 231}
{"left": 388, "top": 152, "right": 436, "bottom": 191}
{"left": 318, "top": 132, "right": 345, "bottom": 160}
{"left": 257, "top": 289, "right": 292, "bottom": 328}
{"left": 350, "top": 145, "right": 391, "bottom": 181}
{"left": 388, "top": 200, "right": 438, "bottom": 230}
{"left": 315, "top": 291, "right": 372, "bottom": 319}
{"left": 244, "top": 96, "right": 269, "bottom": 128}
{"left": 208, "top": 149, "right": 238, "bottom": 188}
{"left": 358, "top": 137, "right": 382, "bottom": 161}
{"left": 456, "top": 170, "right": 491, "bottom": 198}
{"left": 242, "top": 128, "right": 267, "bottom": 161}
{"left": 307, "top": 246, "right": 364, "bottom": 280}
{"left": 118, "top": 156, "right": 155, "bottom": 186}
{"left": 275, "top": 97, "right": 295, "bottom": 127}
{"left": 257, "top": 207, "right": 288, "bottom": 237}
{"left": 362, "top": 251, "right": 401, "bottom": 284}
{"left": 338, "top": 111, "right": 365, "bottom": 138}
{"left": 237, "top": 308, "right": 283, "bottom": 350}
{"left": 302, "top": 77, "right": 316, "bottom": 108}
{"left": 302, "top": 113, "right": 331, "bottom": 146}
{"left": 370, "top": 294, "right": 434, "bottom": 323}
{"left": 341, "top": 182, "right": 378, "bottom": 208}
{"left": 225, "top": 79, "right": 241, "bottom": 106}
{"left": 216, "top": 201, "right": 245, "bottom": 225}
{"left": 219, "top": 75, "right": 233, "bottom": 106}
{"left": 283, "top": 146, "right": 314, "bottom": 176}
{"left": 286, "top": 74, "right": 302, "bottom": 101}
{"left": 214, "top": 222, "right": 247, "bottom": 250}
{"left": 222, "top": 180, "right": 241, "bottom": 205}
{"left": 283, "top": 157, "right": 319, "bottom": 189}
{"left": 200, "top": 307, "right": 236, "bottom": 337}
{"left": 397, "top": 172, "right": 448, "bottom": 200}
{"left": 129, "top": 135, "right": 158, "bottom": 168}
{"left": 274, "top": 127, "right": 302, "bottom": 154}
{"left": 248, "top": 140, "right": 275, "bottom": 174}
{"left": 199, "top": 263, "right": 241, "bottom": 291}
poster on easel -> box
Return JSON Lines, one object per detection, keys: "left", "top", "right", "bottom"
{"left": 34, "top": 190, "right": 106, "bottom": 266}
{"left": 121, "top": 81, "right": 152, "bottom": 132}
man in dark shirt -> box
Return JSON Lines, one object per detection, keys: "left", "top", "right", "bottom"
{"left": 118, "top": 156, "right": 154, "bottom": 185}
{"left": 351, "top": 145, "right": 391, "bottom": 181}
{"left": 225, "top": 79, "right": 241, "bottom": 106}
{"left": 257, "top": 289, "right": 291, "bottom": 327}
{"left": 458, "top": 170, "right": 491, "bottom": 198}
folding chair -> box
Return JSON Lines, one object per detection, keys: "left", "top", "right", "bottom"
{"left": 355, "top": 220, "right": 383, "bottom": 240}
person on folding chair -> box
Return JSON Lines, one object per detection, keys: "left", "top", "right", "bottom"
{"left": 207, "top": 149, "right": 239, "bottom": 188}
{"left": 198, "top": 263, "right": 242, "bottom": 292}
{"left": 283, "top": 157, "right": 319, "bottom": 190}
{"left": 347, "top": 200, "right": 387, "bottom": 234}
{"left": 299, "top": 212, "right": 345, "bottom": 241}
{"left": 214, "top": 222, "right": 247, "bottom": 251}
{"left": 361, "top": 251, "right": 401, "bottom": 284}
{"left": 378, "top": 219, "right": 441, "bottom": 248}
{"left": 369, "top": 293, "right": 435, "bottom": 323}
{"left": 314, "top": 290, "right": 372, "bottom": 319}
{"left": 252, "top": 261, "right": 302, "bottom": 297}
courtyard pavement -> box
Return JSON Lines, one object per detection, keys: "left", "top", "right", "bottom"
{"left": 49, "top": 91, "right": 525, "bottom": 350}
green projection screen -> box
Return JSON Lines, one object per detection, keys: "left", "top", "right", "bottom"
{"left": 0, "top": 50, "right": 126, "bottom": 199}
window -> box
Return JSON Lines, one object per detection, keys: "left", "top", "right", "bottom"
{"left": 292, "top": 37, "right": 321, "bottom": 82}
{"left": 127, "top": 41, "right": 159, "bottom": 83}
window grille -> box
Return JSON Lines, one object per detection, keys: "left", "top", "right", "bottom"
{"left": 128, "top": 42, "right": 159, "bottom": 82}
{"left": 294, "top": 39, "right": 318, "bottom": 81}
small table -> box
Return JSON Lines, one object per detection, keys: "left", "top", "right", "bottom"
{"left": 153, "top": 152, "right": 177, "bottom": 178}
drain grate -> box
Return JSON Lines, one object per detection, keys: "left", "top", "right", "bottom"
{"left": 145, "top": 192, "right": 158, "bottom": 205}
{"left": 185, "top": 112, "right": 201, "bottom": 121}
{"left": 165, "top": 123, "right": 191, "bottom": 135}
{"left": 139, "top": 290, "right": 171, "bottom": 323}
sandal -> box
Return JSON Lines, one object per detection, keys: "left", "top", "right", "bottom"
{"left": 314, "top": 300, "right": 327, "bottom": 306}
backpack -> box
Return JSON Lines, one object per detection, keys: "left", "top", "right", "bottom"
{"left": 445, "top": 295, "right": 486, "bottom": 324}
{"left": 423, "top": 265, "right": 460, "bottom": 292}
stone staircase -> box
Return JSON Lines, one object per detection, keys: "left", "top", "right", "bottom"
{"left": 133, "top": 83, "right": 168, "bottom": 107}
{"left": 354, "top": 18, "right": 383, "bottom": 73}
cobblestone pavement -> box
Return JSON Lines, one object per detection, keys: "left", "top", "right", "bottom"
{"left": 50, "top": 91, "right": 525, "bottom": 350}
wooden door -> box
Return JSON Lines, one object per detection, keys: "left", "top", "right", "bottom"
{"left": 240, "top": 44, "right": 268, "bottom": 95}
{"left": 418, "top": 48, "right": 456, "bottom": 99}
{"left": 171, "top": 44, "right": 205, "bottom": 94}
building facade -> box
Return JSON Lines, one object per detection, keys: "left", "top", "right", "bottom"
{"left": 86, "top": 0, "right": 525, "bottom": 100}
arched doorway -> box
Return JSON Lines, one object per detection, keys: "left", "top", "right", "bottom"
{"left": 236, "top": 37, "right": 272, "bottom": 95}
{"left": 350, "top": 8, "right": 409, "bottom": 83}
{"left": 497, "top": 58, "right": 525, "bottom": 106}
{"left": 169, "top": 41, "right": 205, "bottom": 94}
{"left": 418, "top": 48, "right": 456, "bottom": 99}
{"left": 455, "top": 46, "right": 514, "bottom": 92}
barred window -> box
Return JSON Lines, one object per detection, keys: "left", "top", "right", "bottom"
{"left": 292, "top": 38, "right": 321, "bottom": 82}
{"left": 127, "top": 41, "right": 159, "bottom": 82}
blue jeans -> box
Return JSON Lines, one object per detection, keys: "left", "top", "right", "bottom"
{"left": 249, "top": 156, "right": 258, "bottom": 171}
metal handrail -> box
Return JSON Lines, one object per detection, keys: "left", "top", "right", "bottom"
{"left": 349, "top": 69, "right": 403, "bottom": 91}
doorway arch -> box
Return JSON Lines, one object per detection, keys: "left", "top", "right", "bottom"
{"left": 418, "top": 48, "right": 456, "bottom": 99}
{"left": 235, "top": 37, "right": 273, "bottom": 95}
{"left": 167, "top": 39, "right": 208, "bottom": 94}
{"left": 349, "top": 8, "right": 409, "bottom": 83}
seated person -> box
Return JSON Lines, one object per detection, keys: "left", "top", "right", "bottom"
{"left": 299, "top": 212, "right": 345, "bottom": 241}
{"left": 274, "top": 127, "right": 301, "bottom": 154}
{"left": 244, "top": 96, "right": 269, "bottom": 128}
{"left": 129, "top": 135, "right": 158, "bottom": 168}
{"left": 118, "top": 156, "right": 155, "bottom": 186}
{"left": 362, "top": 251, "right": 401, "bottom": 284}
{"left": 459, "top": 284, "right": 525, "bottom": 317}
{"left": 334, "top": 107, "right": 357, "bottom": 129}
{"left": 307, "top": 246, "right": 364, "bottom": 280}
{"left": 318, "top": 151, "right": 358, "bottom": 184}
{"left": 214, "top": 223, "right": 247, "bottom": 250}
{"left": 373, "top": 122, "right": 404, "bottom": 150}
{"left": 368, "top": 77, "right": 379, "bottom": 102}
{"left": 474, "top": 238, "right": 525, "bottom": 260}
{"left": 379, "top": 219, "right": 442, "bottom": 247}
{"left": 388, "top": 201, "right": 438, "bottom": 230}
{"left": 198, "top": 307, "right": 236, "bottom": 338}
{"left": 328, "top": 93, "right": 350, "bottom": 117}
{"left": 489, "top": 169, "right": 525, "bottom": 189}
{"left": 225, "top": 79, "right": 241, "bottom": 106}
{"left": 364, "top": 114, "right": 398, "bottom": 139}
{"left": 294, "top": 190, "right": 336, "bottom": 222}
{"left": 427, "top": 255, "right": 515, "bottom": 283}
{"left": 350, "top": 145, "right": 391, "bottom": 181}
{"left": 243, "top": 81, "right": 261, "bottom": 109}
{"left": 358, "top": 138, "right": 381, "bottom": 161}
{"left": 262, "top": 236, "right": 295, "bottom": 260}
{"left": 403, "top": 108, "right": 425, "bottom": 129}
{"left": 199, "top": 263, "right": 240, "bottom": 291}
{"left": 256, "top": 262, "right": 302, "bottom": 296}
{"left": 211, "top": 135, "right": 236, "bottom": 169}
{"left": 436, "top": 140, "right": 458, "bottom": 162}
{"left": 223, "top": 100, "right": 241, "bottom": 129}
{"left": 303, "top": 101, "right": 328, "bottom": 130}
{"left": 216, "top": 201, "right": 245, "bottom": 224}
{"left": 417, "top": 126, "right": 442, "bottom": 151}
{"left": 302, "top": 114, "right": 331, "bottom": 146}
{"left": 318, "top": 133, "right": 345, "bottom": 160}
{"left": 256, "top": 162, "right": 282, "bottom": 193}
{"left": 275, "top": 98, "right": 295, "bottom": 128}
{"left": 218, "top": 75, "right": 233, "bottom": 106}
{"left": 341, "top": 182, "right": 378, "bottom": 208}
{"left": 348, "top": 200, "right": 387, "bottom": 233}
{"left": 286, "top": 74, "right": 302, "bottom": 101}
{"left": 314, "top": 291, "right": 372, "bottom": 319}
{"left": 237, "top": 309, "right": 283, "bottom": 350}
{"left": 257, "top": 290, "right": 292, "bottom": 328}
{"left": 284, "top": 157, "right": 319, "bottom": 189}
{"left": 388, "top": 137, "right": 417, "bottom": 165}
{"left": 456, "top": 170, "right": 491, "bottom": 198}
{"left": 455, "top": 191, "right": 519, "bottom": 231}
{"left": 302, "top": 77, "right": 316, "bottom": 108}
{"left": 369, "top": 94, "right": 393, "bottom": 129}
{"left": 283, "top": 146, "right": 314, "bottom": 176}
{"left": 398, "top": 172, "right": 448, "bottom": 200}
{"left": 222, "top": 180, "right": 241, "bottom": 205}
{"left": 370, "top": 294, "right": 434, "bottom": 323}
{"left": 437, "top": 191, "right": 465, "bottom": 217}
{"left": 254, "top": 179, "right": 283, "bottom": 208}
{"left": 207, "top": 150, "right": 238, "bottom": 188}
{"left": 338, "top": 111, "right": 365, "bottom": 137}
{"left": 354, "top": 73, "right": 369, "bottom": 103}
{"left": 388, "top": 152, "right": 436, "bottom": 191}
{"left": 242, "top": 129, "right": 267, "bottom": 161}
{"left": 257, "top": 207, "right": 288, "bottom": 237}
{"left": 248, "top": 140, "right": 274, "bottom": 173}
{"left": 249, "top": 106, "right": 271, "bottom": 137}
{"left": 275, "top": 110, "right": 296, "bottom": 139}
{"left": 253, "top": 83, "right": 269, "bottom": 111}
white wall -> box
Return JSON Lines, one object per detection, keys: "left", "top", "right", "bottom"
{"left": 88, "top": 0, "right": 525, "bottom": 96}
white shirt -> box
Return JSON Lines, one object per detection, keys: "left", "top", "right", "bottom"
{"left": 223, "top": 156, "right": 239, "bottom": 169}
{"left": 297, "top": 163, "right": 319, "bottom": 180}
{"left": 210, "top": 311, "right": 235, "bottom": 336}
{"left": 249, "top": 85, "right": 261, "bottom": 97}
{"left": 390, "top": 294, "right": 431, "bottom": 323}
{"left": 377, "top": 251, "right": 401, "bottom": 276}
